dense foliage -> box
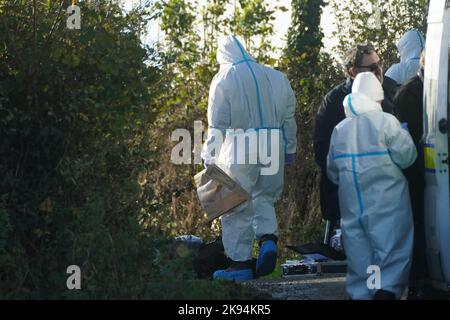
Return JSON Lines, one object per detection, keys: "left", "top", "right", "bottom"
{"left": 0, "top": 0, "right": 430, "bottom": 298}
{"left": 0, "top": 0, "right": 257, "bottom": 299}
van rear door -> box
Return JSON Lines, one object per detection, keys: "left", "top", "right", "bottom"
{"left": 423, "top": 0, "right": 450, "bottom": 292}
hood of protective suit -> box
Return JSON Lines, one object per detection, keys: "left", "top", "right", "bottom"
{"left": 397, "top": 29, "right": 424, "bottom": 62}
{"left": 343, "top": 72, "right": 383, "bottom": 118}
{"left": 217, "top": 35, "right": 254, "bottom": 65}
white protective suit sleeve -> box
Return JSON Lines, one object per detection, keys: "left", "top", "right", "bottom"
{"left": 385, "top": 115, "right": 417, "bottom": 169}
{"left": 326, "top": 128, "right": 339, "bottom": 185}
{"left": 202, "top": 79, "right": 231, "bottom": 164}
{"left": 282, "top": 77, "right": 297, "bottom": 155}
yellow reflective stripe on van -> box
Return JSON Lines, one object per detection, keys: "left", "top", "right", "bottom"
{"left": 424, "top": 144, "right": 436, "bottom": 172}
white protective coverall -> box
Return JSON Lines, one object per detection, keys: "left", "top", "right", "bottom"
{"left": 201, "top": 36, "right": 297, "bottom": 262}
{"left": 327, "top": 72, "right": 416, "bottom": 299}
{"left": 385, "top": 29, "right": 425, "bottom": 85}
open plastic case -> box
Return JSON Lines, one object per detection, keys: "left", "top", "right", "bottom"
{"left": 282, "top": 221, "right": 347, "bottom": 277}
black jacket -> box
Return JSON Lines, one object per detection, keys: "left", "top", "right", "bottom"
{"left": 393, "top": 75, "right": 427, "bottom": 282}
{"left": 394, "top": 76, "right": 423, "bottom": 146}
{"left": 313, "top": 77, "right": 395, "bottom": 221}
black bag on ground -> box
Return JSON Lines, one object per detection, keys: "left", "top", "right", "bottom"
{"left": 174, "top": 235, "right": 264, "bottom": 279}
{"left": 193, "top": 237, "right": 231, "bottom": 278}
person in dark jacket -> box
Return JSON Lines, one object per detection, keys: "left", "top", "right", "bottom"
{"left": 393, "top": 50, "right": 428, "bottom": 298}
{"left": 314, "top": 44, "right": 396, "bottom": 227}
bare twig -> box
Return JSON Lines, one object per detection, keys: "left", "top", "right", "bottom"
{"left": 45, "top": 0, "right": 65, "bottom": 47}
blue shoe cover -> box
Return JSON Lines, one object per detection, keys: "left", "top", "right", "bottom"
{"left": 213, "top": 268, "right": 253, "bottom": 281}
{"left": 256, "top": 240, "right": 277, "bottom": 277}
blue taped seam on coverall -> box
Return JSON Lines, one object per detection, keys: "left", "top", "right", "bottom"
{"left": 233, "top": 59, "right": 256, "bottom": 66}
{"left": 415, "top": 29, "right": 424, "bottom": 52}
{"left": 233, "top": 36, "right": 265, "bottom": 128}
{"left": 333, "top": 151, "right": 390, "bottom": 216}
{"left": 348, "top": 95, "right": 358, "bottom": 116}
{"left": 230, "top": 37, "right": 288, "bottom": 153}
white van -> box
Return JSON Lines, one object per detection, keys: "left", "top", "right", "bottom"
{"left": 423, "top": 0, "right": 450, "bottom": 292}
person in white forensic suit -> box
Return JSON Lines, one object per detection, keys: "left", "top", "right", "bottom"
{"left": 201, "top": 35, "right": 297, "bottom": 281}
{"left": 385, "top": 29, "right": 425, "bottom": 86}
{"left": 327, "top": 72, "right": 417, "bottom": 299}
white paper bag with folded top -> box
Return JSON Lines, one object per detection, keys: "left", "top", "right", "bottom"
{"left": 194, "top": 164, "right": 250, "bottom": 222}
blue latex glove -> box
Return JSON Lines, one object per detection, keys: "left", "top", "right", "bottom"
{"left": 204, "top": 160, "right": 209, "bottom": 169}
{"left": 285, "top": 153, "right": 296, "bottom": 166}
{"left": 401, "top": 122, "right": 409, "bottom": 131}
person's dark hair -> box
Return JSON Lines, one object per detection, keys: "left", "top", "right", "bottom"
{"left": 343, "top": 44, "right": 376, "bottom": 77}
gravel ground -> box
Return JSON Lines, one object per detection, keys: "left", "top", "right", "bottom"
{"left": 243, "top": 274, "right": 348, "bottom": 300}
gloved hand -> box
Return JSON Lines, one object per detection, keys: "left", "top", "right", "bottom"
{"left": 285, "top": 153, "right": 296, "bottom": 166}
{"left": 401, "top": 122, "right": 409, "bottom": 131}
{"left": 204, "top": 160, "right": 209, "bottom": 169}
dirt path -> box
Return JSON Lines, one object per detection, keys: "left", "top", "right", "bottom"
{"left": 243, "top": 274, "right": 347, "bottom": 300}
